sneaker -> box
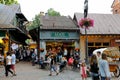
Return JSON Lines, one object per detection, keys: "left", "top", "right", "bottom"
{"left": 13, "top": 74, "right": 17, "bottom": 76}
{"left": 49, "top": 74, "right": 52, "bottom": 76}
{"left": 56, "top": 73, "right": 59, "bottom": 75}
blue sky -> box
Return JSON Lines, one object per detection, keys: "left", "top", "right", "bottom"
{"left": 18, "top": 0, "right": 114, "bottom": 21}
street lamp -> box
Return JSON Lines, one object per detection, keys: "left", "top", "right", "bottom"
{"left": 79, "top": 0, "right": 94, "bottom": 63}
{"left": 84, "top": 0, "right": 88, "bottom": 63}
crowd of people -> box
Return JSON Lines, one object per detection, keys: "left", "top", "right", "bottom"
{"left": 38, "top": 47, "right": 80, "bottom": 76}
{"left": 0, "top": 46, "right": 112, "bottom": 80}
{"left": 38, "top": 47, "right": 111, "bottom": 80}
{"left": 0, "top": 47, "right": 37, "bottom": 77}
{"left": 80, "top": 51, "right": 111, "bottom": 80}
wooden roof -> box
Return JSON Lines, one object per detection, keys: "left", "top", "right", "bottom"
{"left": 0, "top": 24, "right": 16, "bottom": 29}
{"left": 74, "top": 13, "right": 120, "bottom": 35}
{"left": 40, "top": 16, "right": 78, "bottom": 30}
{"left": 0, "top": 4, "right": 20, "bottom": 29}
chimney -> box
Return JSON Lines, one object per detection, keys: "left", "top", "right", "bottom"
{"left": 45, "top": 13, "right": 49, "bottom": 19}
{"left": 40, "top": 11, "right": 44, "bottom": 16}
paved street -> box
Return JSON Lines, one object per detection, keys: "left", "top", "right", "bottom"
{"left": 0, "top": 62, "right": 119, "bottom": 80}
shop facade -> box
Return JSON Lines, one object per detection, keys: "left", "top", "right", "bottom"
{"left": 0, "top": 4, "right": 29, "bottom": 55}
{"left": 39, "top": 16, "right": 79, "bottom": 57}
{"left": 74, "top": 13, "right": 120, "bottom": 60}
{"left": 40, "top": 30, "right": 79, "bottom": 51}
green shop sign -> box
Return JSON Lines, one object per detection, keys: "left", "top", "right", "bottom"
{"left": 51, "top": 32, "right": 69, "bottom": 38}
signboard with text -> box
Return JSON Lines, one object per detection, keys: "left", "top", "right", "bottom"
{"left": 51, "top": 32, "right": 69, "bottom": 38}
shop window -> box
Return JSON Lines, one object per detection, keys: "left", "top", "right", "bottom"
{"left": 88, "top": 42, "right": 94, "bottom": 46}
{"left": 95, "top": 42, "right": 101, "bottom": 46}
{"left": 103, "top": 42, "right": 109, "bottom": 46}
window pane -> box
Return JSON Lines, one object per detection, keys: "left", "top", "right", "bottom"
{"left": 103, "top": 43, "right": 109, "bottom": 46}
{"left": 95, "top": 42, "right": 101, "bottom": 46}
{"left": 88, "top": 42, "right": 94, "bottom": 46}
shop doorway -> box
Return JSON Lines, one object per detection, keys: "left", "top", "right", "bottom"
{"left": 46, "top": 41, "right": 75, "bottom": 56}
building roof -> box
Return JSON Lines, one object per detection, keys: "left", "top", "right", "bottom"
{"left": 0, "top": 4, "right": 21, "bottom": 29}
{"left": 40, "top": 16, "right": 78, "bottom": 30}
{"left": 111, "top": 0, "right": 120, "bottom": 8}
{"left": 0, "top": 24, "right": 16, "bottom": 29}
{"left": 0, "top": 4, "right": 29, "bottom": 45}
{"left": 74, "top": 13, "right": 120, "bottom": 35}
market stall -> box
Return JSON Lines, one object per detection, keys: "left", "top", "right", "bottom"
{"left": 93, "top": 47, "right": 120, "bottom": 77}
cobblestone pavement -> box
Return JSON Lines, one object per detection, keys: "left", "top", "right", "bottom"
{"left": 0, "top": 62, "right": 119, "bottom": 80}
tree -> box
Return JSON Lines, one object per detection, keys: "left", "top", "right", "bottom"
{"left": 27, "top": 14, "right": 40, "bottom": 31}
{"left": 0, "top": 0, "right": 18, "bottom": 5}
{"left": 47, "top": 8, "right": 61, "bottom": 16}
{"left": 27, "top": 8, "right": 61, "bottom": 30}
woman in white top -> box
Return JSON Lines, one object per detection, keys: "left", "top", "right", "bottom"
{"left": 6, "top": 52, "right": 13, "bottom": 77}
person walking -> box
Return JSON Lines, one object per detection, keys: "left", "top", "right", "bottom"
{"left": 80, "top": 61, "right": 87, "bottom": 80}
{"left": 31, "top": 49, "right": 36, "bottom": 66}
{"left": 6, "top": 52, "right": 13, "bottom": 77}
{"left": 3, "top": 52, "right": 7, "bottom": 77}
{"left": 90, "top": 54, "right": 99, "bottom": 80}
{"left": 63, "top": 48, "right": 68, "bottom": 59}
{"left": 49, "top": 55, "right": 59, "bottom": 76}
{"left": 11, "top": 51, "right": 17, "bottom": 76}
{"left": 99, "top": 53, "right": 111, "bottom": 80}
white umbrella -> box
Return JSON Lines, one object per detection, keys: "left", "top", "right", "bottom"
{"left": 93, "top": 48, "right": 107, "bottom": 55}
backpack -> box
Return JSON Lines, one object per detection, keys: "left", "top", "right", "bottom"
{"left": 68, "top": 58, "right": 74, "bottom": 65}
{"left": 32, "top": 53, "right": 36, "bottom": 58}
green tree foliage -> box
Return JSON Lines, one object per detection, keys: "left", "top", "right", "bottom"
{"left": 0, "top": 0, "right": 18, "bottom": 5}
{"left": 27, "top": 14, "right": 40, "bottom": 31}
{"left": 27, "top": 8, "right": 61, "bottom": 30}
{"left": 47, "top": 8, "right": 61, "bottom": 16}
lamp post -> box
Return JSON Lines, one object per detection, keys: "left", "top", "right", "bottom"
{"left": 84, "top": 0, "right": 88, "bottom": 63}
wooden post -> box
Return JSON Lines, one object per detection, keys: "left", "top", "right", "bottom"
{"left": 7, "top": 30, "right": 11, "bottom": 52}
{"left": 37, "top": 27, "right": 40, "bottom": 60}
{"left": 84, "top": 0, "right": 88, "bottom": 63}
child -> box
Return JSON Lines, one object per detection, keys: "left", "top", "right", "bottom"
{"left": 80, "top": 61, "right": 87, "bottom": 80}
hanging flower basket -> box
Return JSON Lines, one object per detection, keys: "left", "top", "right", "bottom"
{"left": 79, "top": 18, "right": 94, "bottom": 28}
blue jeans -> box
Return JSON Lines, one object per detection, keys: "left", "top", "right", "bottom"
{"left": 101, "top": 77, "right": 110, "bottom": 80}
{"left": 50, "top": 65, "right": 57, "bottom": 72}
{"left": 91, "top": 72, "right": 99, "bottom": 80}
{"left": 101, "top": 77, "right": 106, "bottom": 80}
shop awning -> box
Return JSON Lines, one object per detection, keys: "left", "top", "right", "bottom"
{"left": 9, "top": 29, "right": 30, "bottom": 45}
{"left": 29, "top": 28, "right": 38, "bottom": 41}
